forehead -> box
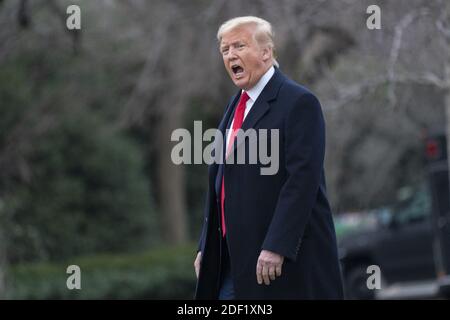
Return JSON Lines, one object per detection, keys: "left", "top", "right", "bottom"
{"left": 220, "top": 25, "right": 256, "bottom": 46}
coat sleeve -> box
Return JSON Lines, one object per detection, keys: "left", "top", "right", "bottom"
{"left": 197, "top": 189, "right": 210, "bottom": 253}
{"left": 261, "top": 92, "right": 325, "bottom": 261}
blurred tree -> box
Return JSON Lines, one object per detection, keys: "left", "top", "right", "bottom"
{"left": 2, "top": 109, "right": 157, "bottom": 263}
{"left": 0, "top": 0, "right": 159, "bottom": 264}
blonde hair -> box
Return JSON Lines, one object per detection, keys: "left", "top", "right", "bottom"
{"left": 217, "top": 16, "right": 279, "bottom": 68}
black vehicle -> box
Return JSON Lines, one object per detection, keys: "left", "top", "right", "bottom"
{"left": 338, "top": 185, "right": 436, "bottom": 299}
{"left": 425, "top": 133, "right": 450, "bottom": 297}
{"left": 339, "top": 132, "right": 450, "bottom": 300}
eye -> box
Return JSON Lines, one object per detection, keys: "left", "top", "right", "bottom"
{"left": 221, "top": 48, "right": 229, "bottom": 55}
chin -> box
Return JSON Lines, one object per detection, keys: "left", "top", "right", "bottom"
{"left": 234, "top": 80, "right": 243, "bottom": 88}
{"left": 233, "top": 78, "right": 249, "bottom": 90}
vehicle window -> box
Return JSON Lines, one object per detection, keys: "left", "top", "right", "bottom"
{"left": 392, "top": 185, "right": 431, "bottom": 226}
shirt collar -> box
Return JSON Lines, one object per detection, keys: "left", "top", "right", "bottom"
{"left": 243, "top": 66, "right": 275, "bottom": 102}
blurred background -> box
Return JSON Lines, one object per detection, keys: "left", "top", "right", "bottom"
{"left": 0, "top": 0, "right": 449, "bottom": 299}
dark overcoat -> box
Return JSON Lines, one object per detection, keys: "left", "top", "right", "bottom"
{"left": 195, "top": 68, "right": 344, "bottom": 299}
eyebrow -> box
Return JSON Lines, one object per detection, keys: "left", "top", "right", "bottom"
{"left": 220, "top": 40, "right": 245, "bottom": 50}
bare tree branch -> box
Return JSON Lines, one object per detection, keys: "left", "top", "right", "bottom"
{"left": 202, "top": 0, "right": 226, "bottom": 22}
{"left": 119, "top": 20, "right": 171, "bottom": 128}
{"left": 387, "top": 8, "right": 430, "bottom": 106}
{"left": 17, "top": 0, "right": 30, "bottom": 28}
{"left": 435, "top": 0, "right": 450, "bottom": 40}
{"left": 46, "top": 0, "right": 81, "bottom": 55}
{"left": 325, "top": 72, "right": 447, "bottom": 111}
{"left": 436, "top": 20, "right": 450, "bottom": 39}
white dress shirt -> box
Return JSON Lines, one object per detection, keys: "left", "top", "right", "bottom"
{"left": 226, "top": 66, "right": 275, "bottom": 149}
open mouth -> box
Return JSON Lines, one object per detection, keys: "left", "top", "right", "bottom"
{"left": 231, "top": 64, "right": 244, "bottom": 77}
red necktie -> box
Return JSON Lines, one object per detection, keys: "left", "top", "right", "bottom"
{"left": 221, "top": 91, "right": 250, "bottom": 237}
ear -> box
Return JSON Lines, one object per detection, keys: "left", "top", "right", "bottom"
{"left": 261, "top": 46, "right": 271, "bottom": 62}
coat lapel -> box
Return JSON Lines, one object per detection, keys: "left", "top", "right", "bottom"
{"left": 209, "top": 92, "right": 241, "bottom": 195}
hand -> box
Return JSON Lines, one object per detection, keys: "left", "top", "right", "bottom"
{"left": 256, "top": 250, "right": 284, "bottom": 285}
{"left": 194, "top": 251, "right": 202, "bottom": 279}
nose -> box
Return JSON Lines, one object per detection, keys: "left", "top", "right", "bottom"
{"left": 226, "top": 51, "right": 238, "bottom": 64}
{"left": 225, "top": 47, "right": 238, "bottom": 61}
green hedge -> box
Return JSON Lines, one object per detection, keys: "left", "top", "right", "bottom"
{"left": 7, "top": 244, "right": 197, "bottom": 299}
